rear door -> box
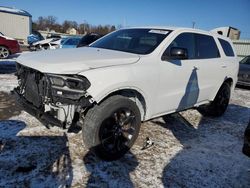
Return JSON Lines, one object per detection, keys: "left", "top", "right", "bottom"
{"left": 192, "top": 33, "right": 224, "bottom": 102}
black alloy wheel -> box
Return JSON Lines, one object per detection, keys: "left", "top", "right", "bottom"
{"left": 99, "top": 108, "right": 137, "bottom": 155}
{"left": 82, "top": 95, "right": 141, "bottom": 161}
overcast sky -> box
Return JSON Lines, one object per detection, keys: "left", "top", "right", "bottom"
{"left": 1, "top": 0, "right": 250, "bottom": 38}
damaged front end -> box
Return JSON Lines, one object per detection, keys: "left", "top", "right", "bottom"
{"left": 13, "top": 63, "right": 93, "bottom": 129}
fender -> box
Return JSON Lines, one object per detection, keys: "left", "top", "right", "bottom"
{"left": 78, "top": 65, "right": 155, "bottom": 119}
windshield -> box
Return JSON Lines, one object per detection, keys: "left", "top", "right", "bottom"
{"left": 240, "top": 56, "right": 250, "bottom": 65}
{"left": 0, "top": 32, "right": 3, "bottom": 36}
{"left": 90, "top": 29, "right": 171, "bottom": 54}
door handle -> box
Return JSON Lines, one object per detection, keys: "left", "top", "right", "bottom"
{"left": 222, "top": 65, "right": 227, "bottom": 68}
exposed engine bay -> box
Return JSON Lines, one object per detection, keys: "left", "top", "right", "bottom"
{"left": 13, "top": 63, "right": 93, "bottom": 128}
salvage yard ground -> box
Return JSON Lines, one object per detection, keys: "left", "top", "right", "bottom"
{"left": 0, "top": 58, "right": 249, "bottom": 187}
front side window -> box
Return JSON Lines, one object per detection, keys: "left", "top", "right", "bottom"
{"left": 218, "top": 38, "right": 235, "bottom": 57}
{"left": 164, "top": 33, "right": 195, "bottom": 59}
{"left": 90, "top": 29, "right": 171, "bottom": 55}
{"left": 195, "top": 34, "right": 220, "bottom": 59}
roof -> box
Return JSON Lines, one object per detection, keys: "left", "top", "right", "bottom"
{"left": 0, "top": 6, "right": 32, "bottom": 17}
{"left": 125, "top": 26, "right": 233, "bottom": 41}
{"left": 124, "top": 26, "right": 213, "bottom": 34}
{"left": 125, "top": 26, "right": 179, "bottom": 31}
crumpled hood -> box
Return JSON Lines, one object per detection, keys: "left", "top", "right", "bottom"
{"left": 17, "top": 47, "right": 140, "bottom": 74}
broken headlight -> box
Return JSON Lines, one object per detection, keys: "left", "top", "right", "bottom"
{"left": 49, "top": 76, "right": 65, "bottom": 87}
{"left": 48, "top": 74, "right": 91, "bottom": 91}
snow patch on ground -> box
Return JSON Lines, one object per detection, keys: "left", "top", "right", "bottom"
{"left": 0, "top": 74, "right": 17, "bottom": 92}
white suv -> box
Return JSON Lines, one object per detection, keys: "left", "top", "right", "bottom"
{"left": 14, "top": 27, "right": 238, "bottom": 160}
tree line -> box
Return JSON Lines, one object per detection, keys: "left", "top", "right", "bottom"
{"left": 32, "top": 16, "right": 117, "bottom": 35}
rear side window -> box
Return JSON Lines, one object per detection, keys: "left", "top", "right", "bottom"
{"left": 195, "top": 34, "right": 220, "bottom": 59}
{"left": 218, "top": 39, "right": 235, "bottom": 57}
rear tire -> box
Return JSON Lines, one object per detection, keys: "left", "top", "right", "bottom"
{"left": 82, "top": 95, "right": 141, "bottom": 161}
{"left": 0, "top": 46, "right": 10, "bottom": 59}
{"left": 197, "top": 82, "right": 231, "bottom": 117}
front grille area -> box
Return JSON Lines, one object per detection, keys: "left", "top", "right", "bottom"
{"left": 24, "top": 73, "right": 43, "bottom": 108}
{"left": 15, "top": 64, "right": 92, "bottom": 127}
{"left": 16, "top": 64, "right": 48, "bottom": 108}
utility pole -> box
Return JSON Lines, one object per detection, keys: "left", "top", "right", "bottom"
{"left": 83, "top": 20, "right": 87, "bottom": 34}
{"left": 123, "top": 18, "right": 126, "bottom": 28}
{"left": 192, "top": 21, "right": 196, "bottom": 29}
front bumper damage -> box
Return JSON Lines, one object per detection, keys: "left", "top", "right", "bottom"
{"left": 13, "top": 89, "right": 63, "bottom": 128}
{"left": 13, "top": 63, "right": 93, "bottom": 129}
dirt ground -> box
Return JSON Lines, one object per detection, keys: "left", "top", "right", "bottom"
{"left": 0, "top": 66, "right": 250, "bottom": 187}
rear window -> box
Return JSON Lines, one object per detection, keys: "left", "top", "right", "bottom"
{"left": 218, "top": 39, "right": 235, "bottom": 57}
{"left": 195, "top": 34, "right": 220, "bottom": 59}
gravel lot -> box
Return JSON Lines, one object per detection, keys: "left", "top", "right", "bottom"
{"left": 0, "top": 58, "right": 249, "bottom": 187}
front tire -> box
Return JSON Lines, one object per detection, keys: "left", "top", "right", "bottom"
{"left": 82, "top": 95, "right": 141, "bottom": 161}
{"left": 198, "top": 82, "right": 231, "bottom": 117}
{"left": 0, "top": 46, "right": 10, "bottom": 59}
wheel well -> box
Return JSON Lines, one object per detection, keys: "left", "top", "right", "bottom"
{"left": 224, "top": 77, "right": 233, "bottom": 87}
{"left": 100, "top": 89, "right": 147, "bottom": 121}
{"left": 0, "top": 45, "right": 9, "bottom": 50}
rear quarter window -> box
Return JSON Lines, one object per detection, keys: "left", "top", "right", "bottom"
{"left": 218, "top": 38, "right": 235, "bottom": 57}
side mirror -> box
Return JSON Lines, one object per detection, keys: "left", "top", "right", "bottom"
{"left": 162, "top": 47, "right": 188, "bottom": 61}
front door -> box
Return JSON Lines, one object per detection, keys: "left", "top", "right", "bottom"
{"left": 154, "top": 32, "right": 200, "bottom": 115}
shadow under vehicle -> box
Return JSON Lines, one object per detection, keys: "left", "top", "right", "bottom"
{"left": 243, "top": 120, "right": 250, "bottom": 157}
{"left": 0, "top": 120, "right": 73, "bottom": 187}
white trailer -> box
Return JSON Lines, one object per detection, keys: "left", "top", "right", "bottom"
{"left": 0, "top": 6, "right": 32, "bottom": 43}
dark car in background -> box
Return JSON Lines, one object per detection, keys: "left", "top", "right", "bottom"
{"left": 237, "top": 55, "right": 250, "bottom": 87}
{"left": 243, "top": 121, "right": 250, "bottom": 157}
{"left": 77, "top": 33, "right": 102, "bottom": 47}
{"left": 0, "top": 33, "right": 20, "bottom": 59}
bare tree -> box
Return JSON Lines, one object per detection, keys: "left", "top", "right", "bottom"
{"left": 35, "top": 16, "right": 59, "bottom": 31}
{"left": 33, "top": 16, "right": 117, "bottom": 35}
{"left": 62, "top": 20, "right": 78, "bottom": 33}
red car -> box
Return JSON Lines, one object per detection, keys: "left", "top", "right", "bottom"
{"left": 0, "top": 33, "right": 20, "bottom": 59}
